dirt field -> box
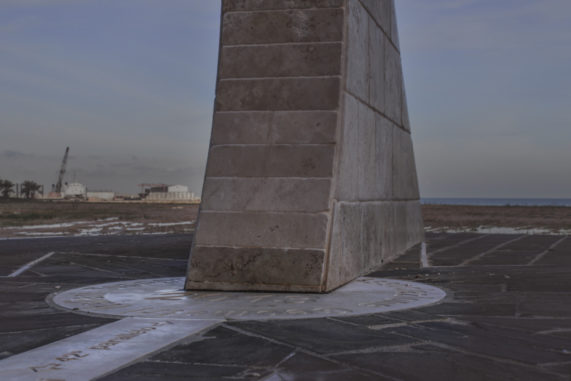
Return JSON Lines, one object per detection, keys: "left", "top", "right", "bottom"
{"left": 0, "top": 200, "right": 198, "bottom": 238}
{"left": 423, "top": 204, "right": 571, "bottom": 234}
{"left": 1, "top": 200, "right": 569, "bottom": 238}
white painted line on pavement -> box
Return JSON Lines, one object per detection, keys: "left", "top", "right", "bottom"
{"left": 0, "top": 317, "right": 220, "bottom": 381}
{"left": 420, "top": 242, "right": 430, "bottom": 268}
{"left": 528, "top": 236, "right": 568, "bottom": 266}
{"left": 2, "top": 251, "right": 55, "bottom": 278}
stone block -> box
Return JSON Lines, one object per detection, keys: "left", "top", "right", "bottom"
{"left": 271, "top": 111, "right": 337, "bottom": 144}
{"left": 195, "top": 211, "right": 329, "bottom": 250}
{"left": 326, "top": 201, "right": 398, "bottom": 290}
{"left": 406, "top": 200, "right": 425, "bottom": 246}
{"left": 401, "top": 82, "right": 411, "bottom": 132}
{"left": 222, "top": 9, "right": 343, "bottom": 45}
{"left": 360, "top": 0, "right": 392, "bottom": 34}
{"left": 369, "top": 22, "right": 387, "bottom": 114}
{"left": 220, "top": 43, "right": 342, "bottom": 78}
{"left": 390, "top": 2, "right": 400, "bottom": 49}
{"left": 206, "top": 145, "right": 335, "bottom": 178}
{"left": 201, "top": 177, "right": 331, "bottom": 212}
{"left": 357, "top": 102, "right": 376, "bottom": 200}
{"left": 392, "top": 128, "right": 420, "bottom": 200}
{"left": 374, "top": 114, "right": 393, "bottom": 200}
{"left": 361, "top": 204, "right": 380, "bottom": 270}
{"left": 384, "top": 43, "right": 403, "bottom": 125}
{"left": 370, "top": 201, "right": 397, "bottom": 267}
{"left": 211, "top": 112, "right": 271, "bottom": 145}
{"left": 215, "top": 78, "right": 340, "bottom": 111}
{"left": 335, "top": 94, "right": 360, "bottom": 199}
{"left": 325, "top": 202, "right": 363, "bottom": 289}
{"left": 391, "top": 201, "right": 424, "bottom": 258}
{"left": 187, "top": 246, "right": 325, "bottom": 290}
{"left": 337, "top": 96, "right": 392, "bottom": 201}
{"left": 223, "top": 0, "right": 344, "bottom": 12}
{"left": 346, "top": 0, "right": 369, "bottom": 100}
{"left": 211, "top": 111, "right": 338, "bottom": 145}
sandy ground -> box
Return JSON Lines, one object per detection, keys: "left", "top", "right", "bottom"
{"left": 1, "top": 201, "right": 569, "bottom": 237}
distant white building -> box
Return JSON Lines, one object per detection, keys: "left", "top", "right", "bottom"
{"left": 63, "top": 183, "right": 87, "bottom": 199}
{"left": 145, "top": 184, "right": 195, "bottom": 202}
{"left": 86, "top": 191, "right": 115, "bottom": 201}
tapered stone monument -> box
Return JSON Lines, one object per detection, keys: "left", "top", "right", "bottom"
{"left": 185, "top": 0, "right": 423, "bottom": 292}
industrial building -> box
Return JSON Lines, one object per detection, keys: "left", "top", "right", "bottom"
{"left": 143, "top": 184, "right": 196, "bottom": 202}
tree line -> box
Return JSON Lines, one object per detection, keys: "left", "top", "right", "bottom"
{"left": 0, "top": 179, "right": 42, "bottom": 199}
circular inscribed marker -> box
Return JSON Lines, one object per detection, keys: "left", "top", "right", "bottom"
{"left": 51, "top": 277, "right": 446, "bottom": 321}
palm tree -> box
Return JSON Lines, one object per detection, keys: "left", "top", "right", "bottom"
{"left": 0, "top": 179, "right": 15, "bottom": 198}
{"left": 21, "top": 180, "right": 42, "bottom": 199}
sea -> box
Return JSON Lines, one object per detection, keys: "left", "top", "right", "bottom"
{"left": 421, "top": 198, "right": 571, "bottom": 207}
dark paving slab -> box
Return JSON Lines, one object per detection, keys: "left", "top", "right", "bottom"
{"left": 2, "top": 232, "right": 571, "bottom": 380}
{"left": 536, "top": 236, "right": 571, "bottom": 266}
{"left": 0, "top": 233, "right": 192, "bottom": 259}
{"left": 229, "top": 318, "right": 419, "bottom": 355}
{"left": 264, "top": 352, "right": 383, "bottom": 381}
{"left": 430, "top": 234, "right": 525, "bottom": 266}
{"left": 101, "top": 361, "right": 260, "bottom": 381}
{"left": 0, "top": 251, "right": 50, "bottom": 276}
{"left": 0, "top": 234, "right": 189, "bottom": 360}
{"left": 334, "top": 343, "right": 566, "bottom": 381}
{"left": 152, "top": 326, "right": 293, "bottom": 367}
{"left": 471, "top": 235, "right": 563, "bottom": 266}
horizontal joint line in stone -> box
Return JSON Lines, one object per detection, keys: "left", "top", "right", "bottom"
{"left": 196, "top": 244, "right": 326, "bottom": 251}
{"left": 206, "top": 176, "right": 333, "bottom": 181}
{"left": 223, "top": 41, "right": 343, "bottom": 48}
{"left": 345, "top": 90, "right": 409, "bottom": 133}
{"left": 215, "top": 110, "right": 338, "bottom": 114}
{"left": 215, "top": 109, "right": 341, "bottom": 114}
{"left": 199, "top": 210, "right": 330, "bottom": 216}
{"left": 334, "top": 199, "right": 420, "bottom": 205}
{"left": 223, "top": 8, "right": 344, "bottom": 16}
{"left": 356, "top": 0, "right": 400, "bottom": 54}
{"left": 202, "top": 208, "right": 331, "bottom": 214}
{"left": 210, "top": 143, "right": 335, "bottom": 147}
{"left": 219, "top": 75, "right": 342, "bottom": 82}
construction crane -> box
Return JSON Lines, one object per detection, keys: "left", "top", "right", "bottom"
{"left": 54, "top": 147, "right": 69, "bottom": 194}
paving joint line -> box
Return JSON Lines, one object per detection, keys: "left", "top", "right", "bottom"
{"left": 459, "top": 235, "right": 527, "bottom": 266}
{"left": 222, "top": 324, "right": 400, "bottom": 380}
{"left": 327, "top": 342, "right": 421, "bottom": 357}
{"left": 389, "top": 331, "right": 568, "bottom": 377}
{"left": 68, "top": 261, "right": 137, "bottom": 279}
{"left": 57, "top": 251, "right": 188, "bottom": 261}
{"left": 420, "top": 242, "right": 430, "bottom": 268}
{"left": 429, "top": 234, "right": 490, "bottom": 256}
{"left": 527, "top": 236, "right": 569, "bottom": 266}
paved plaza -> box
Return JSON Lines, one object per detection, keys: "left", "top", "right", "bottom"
{"left": 1, "top": 232, "right": 570, "bottom": 380}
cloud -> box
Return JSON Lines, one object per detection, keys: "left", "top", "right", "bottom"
{"left": 0, "top": 0, "right": 83, "bottom": 6}
{"left": 0, "top": 150, "right": 35, "bottom": 159}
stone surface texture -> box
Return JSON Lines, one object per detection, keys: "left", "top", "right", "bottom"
{"left": 186, "top": 0, "right": 423, "bottom": 292}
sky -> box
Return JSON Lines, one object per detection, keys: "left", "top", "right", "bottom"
{"left": 1, "top": 0, "right": 570, "bottom": 198}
